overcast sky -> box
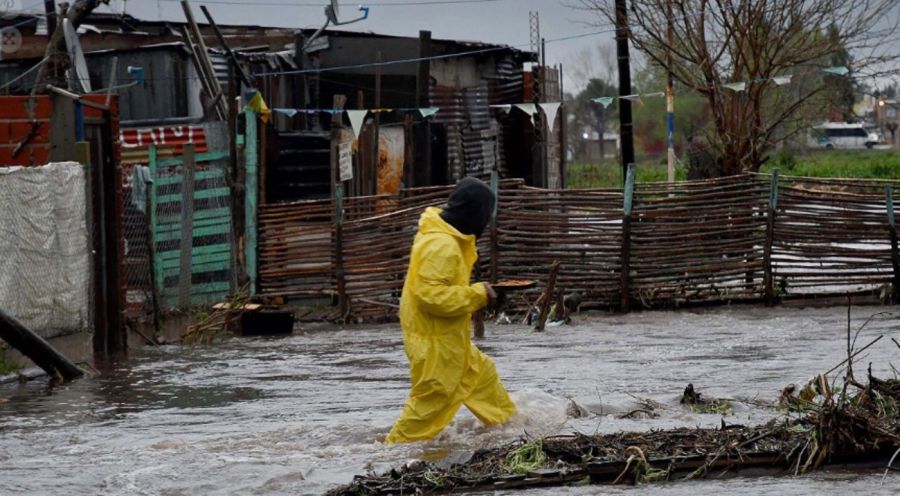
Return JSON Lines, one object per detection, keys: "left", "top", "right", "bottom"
{"left": 87, "top": 0, "right": 612, "bottom": 91}
{"left": 10, "top": 0, "right": 897, "bottom": 93}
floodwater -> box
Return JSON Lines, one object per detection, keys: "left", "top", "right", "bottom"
{"left": 1, "top": 305, "right": 899, "bottom": 495}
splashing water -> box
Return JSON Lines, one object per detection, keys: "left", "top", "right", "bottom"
{"left": 432, "top": 389, "right": 572, "bottom": 447}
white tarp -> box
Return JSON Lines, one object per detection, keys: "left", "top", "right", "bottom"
{"left": 0, "top": 162, "right": 90, "bottom": 337}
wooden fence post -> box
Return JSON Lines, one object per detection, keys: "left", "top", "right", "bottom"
{"left": 474, "top": 170, "right": 500, "bottom": 340}
{"left": 149, "top": 146, "right": 163, "bottom": 299}
{"left": 886, "top": 185, "right": 900, "bottom": 304}
{"left": 763, "top": 170, "right": 779, "bottom": 306}
{"left": 331, "top": 95, "right": 349, "bottom": 318}
{"left": 244, "top": 108, "right": 259, "bottom": 295}
{"left": 178, "top": 144, "right": 196, "bottom": 308}
{"left": 620, "top": 164, "right": 635, "bottom": 312}
{"left": 489, "top": 169, "right": 500, "bottom": 284}
{"left": 535, "top": 261, "right": 561, "bottom": 331}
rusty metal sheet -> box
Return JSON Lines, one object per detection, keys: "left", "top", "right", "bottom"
{"left": 377, "top": 127, "right": 404, "bottom": 196}
{"left": 120, "top": 125, "right": 209, "bottom": 163}
{"left": 119, "top": 124, "right": 209, "bottom": 188}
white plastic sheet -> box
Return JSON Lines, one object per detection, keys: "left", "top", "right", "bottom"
{"left": 0, "top": 163, "right": 90, "bottom": 337}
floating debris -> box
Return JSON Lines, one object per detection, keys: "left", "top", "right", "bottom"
{"left": 329, "top": 365, "right": 900, "bottom": 494}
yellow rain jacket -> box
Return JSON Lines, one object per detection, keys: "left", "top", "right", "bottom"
{"left": 385, "top": 207, "right": 517, "bottom": 444}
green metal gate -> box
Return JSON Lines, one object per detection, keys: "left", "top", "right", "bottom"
{"left": 148, "top": 145, "right": 234, "bottom": 308}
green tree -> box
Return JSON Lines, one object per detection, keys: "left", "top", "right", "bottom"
{"left": 824, "top": 24, "right": 856, "bottom": 121}
{"left": 580, "top": 0, "right": 900, "bottom": 175}
{"left": 567, "top": 78, "right": 619, "bottom": 160}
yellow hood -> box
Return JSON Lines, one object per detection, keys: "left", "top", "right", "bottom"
{"left": 417, "top": 207, "right": 478, "bottom": 267}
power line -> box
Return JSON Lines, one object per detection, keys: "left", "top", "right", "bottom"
{"left": 159, "top": 0, "right": 505, "bottom": 6}
{"left": 58, "top": 27, "right": 614, "bottom": 84}
{"left": 253, "top": 29, "right": 616, "bottom": 78}
{"left": 0, "top": 9, "right": 54, "bottom": 32}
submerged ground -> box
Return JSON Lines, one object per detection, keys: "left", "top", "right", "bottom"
{"left": 1, "top": 305, "right": 898, "bottom": 495}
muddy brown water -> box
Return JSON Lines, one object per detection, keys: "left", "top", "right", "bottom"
{"left": 1, "top": 306, "right": 899, "bottom": 495}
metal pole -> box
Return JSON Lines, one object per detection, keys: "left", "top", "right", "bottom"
{"left": 615, "top": 0, "right": 635, "bottom": 185}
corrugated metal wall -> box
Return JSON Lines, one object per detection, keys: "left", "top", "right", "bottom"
{"left": 86, "top": 48, "right": 193, "bottom": 122}
{"left": 428, "top": 55, "right": 525, "bottom": 182}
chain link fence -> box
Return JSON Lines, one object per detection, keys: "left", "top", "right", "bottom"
{"left": 149, "top": 151, "right": 235, "bottom": 311}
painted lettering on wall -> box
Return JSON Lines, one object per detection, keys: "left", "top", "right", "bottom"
{"left": 119, "top": 126, "right": 200, "bottom": 149}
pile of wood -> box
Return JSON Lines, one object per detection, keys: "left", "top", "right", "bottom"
{"left": 182, "top": 288, "right": 252, "bottom": 345}
{"left": 328, "top": 352, "right": 900, "bottom": 494}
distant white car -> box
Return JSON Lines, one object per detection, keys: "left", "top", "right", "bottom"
{"left": 810, "top": 122, "right": 881, "bottom": 150}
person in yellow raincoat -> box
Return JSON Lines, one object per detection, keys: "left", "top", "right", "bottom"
{"left": 385, "top": 177, "right": 517, "bottom": 444}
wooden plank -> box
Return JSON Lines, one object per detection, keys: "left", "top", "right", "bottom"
{"left": 887, "top": 185, "right": 900, "bottom": 304}
{"left": 620, "top": 164, "right": 635, "bottom": 312}
{"left": 331, "top": 95, "right": 349, "bottom": 318}
{"left": 245, "top": 108, "right": 259, "bottom": 295}
{"left": 535, "top": 261, "right": 561, "bottom": 331}
{"left": 189, "top": 281, "right": 232, "bottom": 295}
{"left": 490, "top": 169, "right": 499, "bottom": 284}
{"left": 161, "top": 259, "right": 231, "bottom": 276}
{"left": 157, "top": 150, "right": 229, "bottom": 168}
{"left": 157, "top": 243, "right": 231, "bottom": 262}
{"left": 149, "top": 145, "right": 165, "bottom": 297}
{"left": 0, "top": 308, "right": 83, "bottom": 381}
{"left": 48, "top": 92, "right": 76, "bottom": 162}
{"left": 178, "top": 144, "right": 196, "bottom": 308}
{"left": 157, "top": 207, "right": 231, "bottom": 225}
{"left": 155, "top": 221, "right": 231, "bottom": 241}
{"left": 157, "top": 187, "right": 231, "bottom": 204}
{"left": 161, "top": 252, "right": 229, "bottom": 269}
{"left": 154, "top": 168, "right": 225, "bottom": 187}
{"left": 764, "top": 170, "right": 779, "bottom": 306}
{"left": 155, "top": 215, "right": 231, "bottom": 232}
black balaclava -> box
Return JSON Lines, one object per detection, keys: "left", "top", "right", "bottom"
{"left": 440, "top": 177, "right": 495, "bottom": 238}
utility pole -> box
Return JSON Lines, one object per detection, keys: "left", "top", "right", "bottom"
{"left": 614, "top": 0, "right": 635, "bottom": 184}
{"left": 666, "top": 0, "right": 675, "bottom": 184}
{"left": 44, "top": 1, "right": 57, "bottom": 36}
{"left": 416, "top": 30, "right": 432, "bottom": 185}
{"left": 530, "top": 11, "right": 543, "bottom": 187}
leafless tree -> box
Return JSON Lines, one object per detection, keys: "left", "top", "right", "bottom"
{"left": 32, "top": 0, "right": 110, "bottom": 94}
{"left": 579, "top": 0, "right": 900, "bottom": 174}
{"left": 567, "top": 42, "right": 619, "bottom": 90}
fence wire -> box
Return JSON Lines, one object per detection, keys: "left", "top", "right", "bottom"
{"left": 151, "top": 157, "right": 235, "bottom": 311}
{"left": 121, "top": 174, "right": 153, "bottom": 319}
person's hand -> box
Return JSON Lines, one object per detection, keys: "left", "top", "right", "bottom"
{"left": 483, "top": 283, "right": 506, "bottom": 309}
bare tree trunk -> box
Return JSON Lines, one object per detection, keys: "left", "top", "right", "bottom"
{"left": 31, "top": 0, "right": 107, "bottom": 95}
{"left": 579, "top": 0, "right": 900, "bottom": 175}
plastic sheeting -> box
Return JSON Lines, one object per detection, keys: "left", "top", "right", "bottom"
{"left": 0, "top": 163, "right": 90, "bottom": 338}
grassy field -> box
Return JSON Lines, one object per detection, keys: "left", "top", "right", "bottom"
{"left": 569, "top": 149, "right": 900, "bottom": 189}
{"left": 568, "top": 160, "right": 687, "bottom": 189}
{"left": 760, "top": 150, "right": 900, "bottom": 179}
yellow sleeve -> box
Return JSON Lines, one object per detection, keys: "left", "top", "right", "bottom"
{"left": 411, "top": 236, "right": 488, "bottom": 318}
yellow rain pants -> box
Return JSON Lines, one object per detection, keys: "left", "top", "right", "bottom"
{"left": 385, "top": 207, "right": 517, "bottom": 444}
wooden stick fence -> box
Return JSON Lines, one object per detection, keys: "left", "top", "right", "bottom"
{"left": 255, "top": 173, "right": 900, "bottom": 321}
